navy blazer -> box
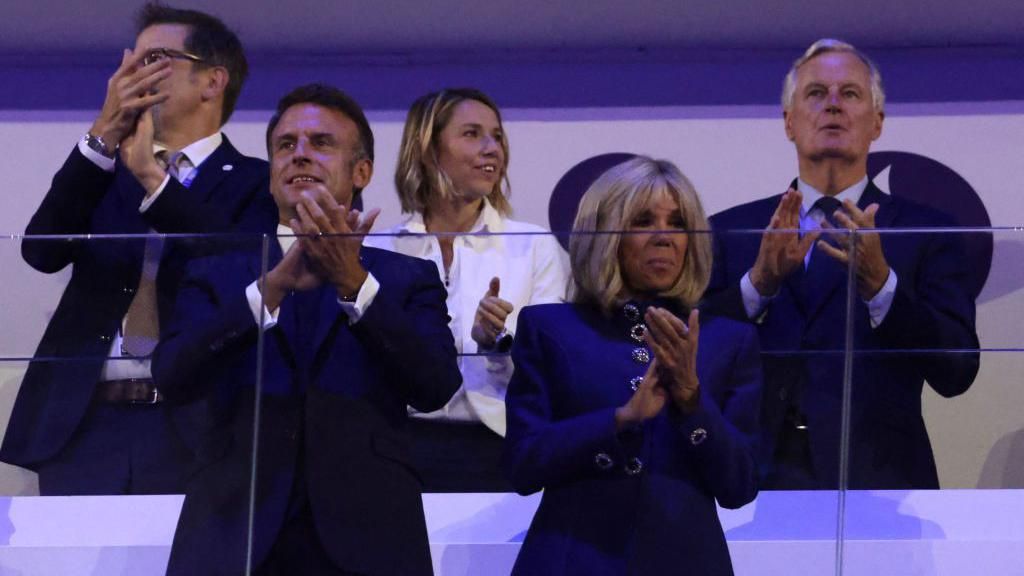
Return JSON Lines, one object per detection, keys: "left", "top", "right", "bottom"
{"left": 154, "top": 245, "right": 461, "bottom": 576}
{"left": 1, "top": 139, "right": 277, "bottom": 469}
{"left": 504, "top": 302, "right": 761, "bottom": 576}
{"left": 706, "top": 181, "right": 980, "bottom": 489}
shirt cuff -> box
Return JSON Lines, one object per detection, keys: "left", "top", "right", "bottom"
{"left": 866, "top": 269, "right": 897, "bottom": 328}
{"left": 139, "top": 175, "right": 172, "bottom": 213}
{"left": 337, "top": 272, "right": 379, "bottom": 324}
{"left": 78, "top": 138, "right": 115, "bottom": 172}
{"left": 246, "top": 280, "right": 279, "bottom": 330}
{"left": 740, "top": 271, "right": 774, "bottom": 320}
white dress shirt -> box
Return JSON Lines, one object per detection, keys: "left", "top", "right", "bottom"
{"left": 739, "top": 176, "right": 897, "bottom": 328}
{"left": 364, "top": 199, "right": 569, "bottom": 436}
{"left": 96, "top": 132, "right": 224, "bottom": 382}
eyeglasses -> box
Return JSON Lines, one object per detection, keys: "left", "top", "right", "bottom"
{"left": 142, "top": 47, "right": 204, "bottom": 67}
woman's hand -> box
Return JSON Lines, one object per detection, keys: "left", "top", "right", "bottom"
{"left": 471, "top": 276, "right": 514, "bottom": 349}
{"left": 645, "top": 307, "right": 701, "bottom": 412}
{"left": 615, "top": 360, "right": 667, "bottom": 430}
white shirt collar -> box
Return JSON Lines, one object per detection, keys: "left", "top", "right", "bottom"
{"left": 276, "top": 223, "right": 297, "bottom": 255}
{"left": 153, "top": 132, "right": 223, "bottom": 167}
{"left": 798, "top": 175, "right": 869, "bottom": 216}
{"left": 395, "top": 198, "right": 507, "bottom": 237}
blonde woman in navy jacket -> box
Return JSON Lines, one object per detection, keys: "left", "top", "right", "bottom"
{"left": 504, "top": 156, "right": 761, "bottom": 576}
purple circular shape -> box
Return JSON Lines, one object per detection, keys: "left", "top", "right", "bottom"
{"left": 867, "top": 151, "right": 992, "bottom": 298}
{"left": 547, "top": 150, "right": 993, "bottom": 298}
{"left": 548, "top": 153, "right": 637, "bottom": 250}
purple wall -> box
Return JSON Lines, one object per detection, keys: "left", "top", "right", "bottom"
{"left": 2, "top": 46, "right": 1022, "bottom": 111}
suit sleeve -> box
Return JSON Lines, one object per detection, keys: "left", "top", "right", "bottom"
{"left": 873, "top": 222, "right": 980, "bottom": 398}
{"left": 669, "top": 323, "right": 761, "bottom": 509}
{"left": 152, "top": 257, "right": 259, "bottom": 404}
{"left": 22, "top": 146, "right": 115, "bottom": 273}
{"left": 348, "top": 255, "right": 462, "bottom": 413}
{"left": 702, "top": 217, "right": 756, "bottom": 322}
{"left": 503, "top": 308, "right": 622, "bottom": 495}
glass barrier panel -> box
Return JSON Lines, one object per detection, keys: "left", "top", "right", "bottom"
{"left": 839, "top": 227, "right": 1019, "bottom": 576}
{"left": 249, "top": 227, "right": 843, "bottom": 576}
{"left": 0, "top": 232, "right": 265, "bottom": 576}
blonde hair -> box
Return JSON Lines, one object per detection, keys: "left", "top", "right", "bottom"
{"left": 394, "top": 88, "right": 512, "bottom": 216}
{"left": 569, "top": 156, "right": 712, "bottom": 316}
{"left": 782, "top": 38, "right": 886, "bottom": 113}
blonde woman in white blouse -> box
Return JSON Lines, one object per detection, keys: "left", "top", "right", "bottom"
{"left": 364, "top": 88, "right": 568, "bottom": 491}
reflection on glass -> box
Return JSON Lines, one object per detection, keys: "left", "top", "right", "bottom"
{"left": 0, "top": 226, "right": 1020, "bottom": 576}
{"left": 0, "top": 235, "right": 264, "bottom": 499}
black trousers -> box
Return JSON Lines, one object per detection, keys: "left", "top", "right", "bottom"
{"left": 254, "top": 500, "right": 366, "bottom": 576}
{"left": 406, "top": 418, "right": 511, "bottom": 492}
{"left": 36, "top": 401, "right": 192, "bottom": 495}
{"left": 764, "top": 408, "right": 820, "bottom": 490}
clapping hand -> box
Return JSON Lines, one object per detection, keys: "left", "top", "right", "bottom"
{"left": 749, "top": 188, "right": 819, "bottom": 296}
{"left": 644, "top": 307, "right": 701, "bottom": 412}
{"left": 290, "top": 187, "right": 380, "bottom": 300}
{"left": 89, "top": 48, "right": 171, "bottom": 150}
{"left": 816, "top": 200, "right": 891, "bottom": 300}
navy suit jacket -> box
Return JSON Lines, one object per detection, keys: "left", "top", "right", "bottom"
{"left": 1, "top": 138, "right": 277, "bottom": 470}
{"left": 706, "top": 181, "right": 980, "bottom": 489}
{"left": 154, "top": 245, "right": 461, "bottom": 576}
{"left": 504, "top": 302, "right": 760, "bottom": 576}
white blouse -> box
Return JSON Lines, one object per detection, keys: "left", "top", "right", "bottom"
{"left": 363, "top": 200, "right": 569, "bottom": 436}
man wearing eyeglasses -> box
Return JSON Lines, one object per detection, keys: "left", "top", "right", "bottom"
{"left": 0, "top": 3, "right": 276, "bottom": 495}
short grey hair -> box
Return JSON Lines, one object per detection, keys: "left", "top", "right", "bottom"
{"left": 781, "top": 38, "right": 885, "bottom": 113}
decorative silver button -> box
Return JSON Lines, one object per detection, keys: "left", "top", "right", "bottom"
{"left": 629, "top": 323, "right": 646, "bottom": 343}
{"left": 690, "top": 427, "right": 708, "bottom": 446}
{"left": 594, "top": 452, "right": 614, "bottom": 470}
{"left": 629, "top": 376, "right": 643, "bottom": 391}
{"left": 623, "top": 303, "right": 640, "bottom": 322}
{"left": 624, "top": 457, "right": 644, "bottom": 475}
{"left": 631, "top": 348, "right": 650, "bottom": 364}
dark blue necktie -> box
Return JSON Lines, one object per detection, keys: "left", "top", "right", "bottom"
{"left": 799, "top": 196, "right": 846, "bottom": 309}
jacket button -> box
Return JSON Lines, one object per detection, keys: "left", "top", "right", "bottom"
{"left": 594, "top": 452, "right": 614, "bottom": 470}
{"left": 690, "top": 427, "right": 708, "bottom": 446}
{"left": 624, "top": 457, "right": 643, "bottom": 476}
{"left": 631, "top": 348, "right": 650, "bottom": 364}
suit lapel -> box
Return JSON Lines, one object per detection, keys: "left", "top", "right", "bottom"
{"left": 185, "top": 136, "right": 242, "bottom": 202}
{"left": 859, "top": 182, "right": 896, "bottom": 227}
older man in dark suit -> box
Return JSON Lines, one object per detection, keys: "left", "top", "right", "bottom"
{"left": 706, "top": 39, "right": 979, "bottom": 489}
{"left": 0, "top": 3, "right": 276, "bottom": 495}
{"left": 154, "top": 84, "right": 461, "bottom": 576}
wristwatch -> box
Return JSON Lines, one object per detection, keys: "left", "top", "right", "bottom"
{"left": 492, "top": 328, "right": 514, "bottom": 353}
{"left": 83, "top": 132, "right": 115, "bottom": 159}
